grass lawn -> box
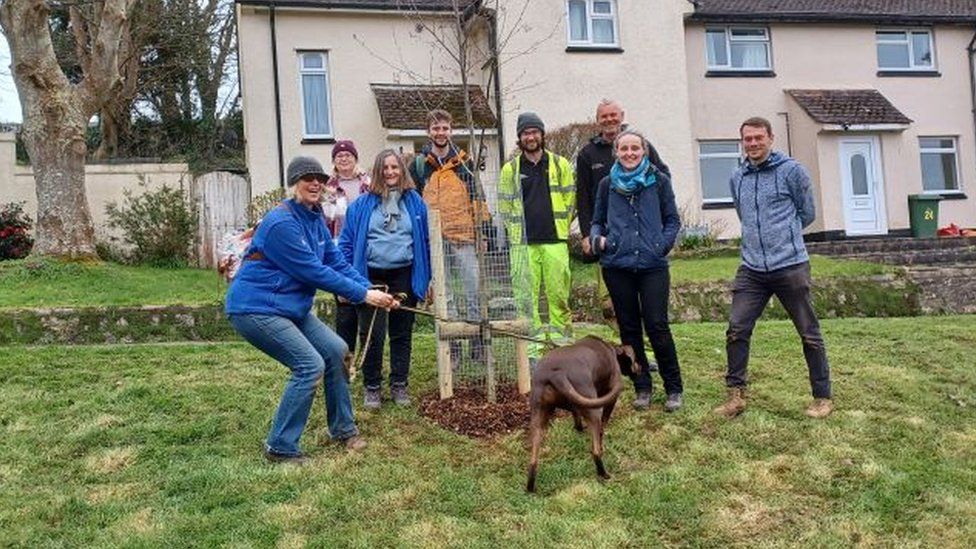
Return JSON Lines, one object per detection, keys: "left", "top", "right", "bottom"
{"left": 572, "top": 251, "right": 890, "bottom": 287}
{"left": 0, "top": 259, "right": 224, "bottom": 308}
{"left": 2, "top": 316, "right": 975, "bottom": 547}
{"left": 0, "top": 253, "right": 890, "bottom": 310}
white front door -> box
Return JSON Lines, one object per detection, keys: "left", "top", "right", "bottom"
{"left": 839, "top": 138, "right": 888, "bottom": 235}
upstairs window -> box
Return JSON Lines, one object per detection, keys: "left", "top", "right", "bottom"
{"left": 706, "top": 27, "right": 771, "bottom": 71}
{"left": 567, "top": 0, "right": 619, "bottom": 47}
{"left": 876, "top": 30, "right": 934, "bottom": 70}
{"left": 299, "top": 52, "right": 333, "bottom": 138}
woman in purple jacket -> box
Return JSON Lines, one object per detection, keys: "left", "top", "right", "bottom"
{"left": 226, "top": 156, "right": 397, "bottom": 464}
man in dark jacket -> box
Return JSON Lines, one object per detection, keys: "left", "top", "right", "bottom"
{"left": 575, "top": 99, "right": 669, "bottom": 258}
{"left": 714, "top": 116, "right": 832, "bottom": 420}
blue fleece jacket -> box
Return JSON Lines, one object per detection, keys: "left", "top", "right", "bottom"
{"left": 589, "top": 163, "right": 681, "bottom": 271}
{"left": 225, "top": 199, "right": 371, "bottom": 320}
{"left": 339, "top": 190, "right": 432, "bottom": 300}
{"left": 730, "top": 151, "right": 816, "bottom": 272}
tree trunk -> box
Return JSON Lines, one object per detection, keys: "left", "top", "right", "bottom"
{"left": 24, "top": 115, "right": 98, "bottom": 258}
{"left": 0, "top": 0, "right": 134, "bottom": 260}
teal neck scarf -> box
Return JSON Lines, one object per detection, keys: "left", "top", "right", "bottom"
{"left": 609, "top": 157, "right": 654, "bottom": 195}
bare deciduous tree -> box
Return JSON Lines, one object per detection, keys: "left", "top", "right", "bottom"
{"left": 0, "top": 0, "right": 136, "bottom": 259}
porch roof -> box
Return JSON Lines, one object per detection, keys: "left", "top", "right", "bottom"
{"left": 786, "top": 89, "right": 913, "bottom": 126}
{"left": 688, "top": 0, "right": 976, "bottom": 24}
{"left": 371, "top": 84, "right": 498, "bottom": 130}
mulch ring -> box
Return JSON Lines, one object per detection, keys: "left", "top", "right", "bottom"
{"left": 418, "top": 384, "right": 530, "bottom": 439}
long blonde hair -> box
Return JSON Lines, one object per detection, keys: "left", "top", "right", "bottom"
{"left": 368, "top": 149, "right": 416, "bottom": 198}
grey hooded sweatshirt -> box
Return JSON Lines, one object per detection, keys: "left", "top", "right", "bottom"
{"left": 730, "top": 151, "right": 816, "bottom": 272}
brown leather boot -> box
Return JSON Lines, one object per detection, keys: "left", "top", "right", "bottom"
{"left": 805, "top": 398, "right": 833, "bottom": 419}
{"left": 713, "top": 387, "right": 747, "bottom": 418}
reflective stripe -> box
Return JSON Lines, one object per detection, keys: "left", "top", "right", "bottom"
{"left": 552, "top": 211, "right": 570, "bottom": 219}
{"left": 556, "top": 185, "right": 576, "bottom": 193}
{"left": 497, "top": 193, "right": 518, "bottom": 200}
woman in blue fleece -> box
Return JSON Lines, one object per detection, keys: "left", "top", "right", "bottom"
{"left": 590, "top": 129, "right": 684, "bottom": 412}
{"left": 340, "top": 149, "right": 431, "bottom": 409}
{"left": 226, "top": 156, "right": 398, "bottom": 464}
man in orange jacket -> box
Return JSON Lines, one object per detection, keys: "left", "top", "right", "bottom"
{"left": 412, "top": 109, "right": 491, "bottom": 367}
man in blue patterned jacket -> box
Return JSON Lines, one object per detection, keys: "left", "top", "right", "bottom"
{"left": 714, "top": 116, "right": 833, "bottom": 419}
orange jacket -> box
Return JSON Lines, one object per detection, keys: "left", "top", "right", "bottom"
{"left": 421, "top": 151, "right": 490, "bottom": 243}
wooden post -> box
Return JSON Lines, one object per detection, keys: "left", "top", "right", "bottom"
{"left": 516, "top": 339, "right": 531, "bottom": 395}
{"left": 428, "top": 210, "right": 453, "bottom": 399}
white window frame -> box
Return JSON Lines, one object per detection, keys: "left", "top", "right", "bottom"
{"left": 698, "top": 140, "right": 742, "bottom": 203}
{"left": 298, "top": 51, "right": 334, "bottom": 139}
{"left": 919, "top": 136, "right": 962, "bottom": 194}
{"left": 566, "top": 0, "right": 620, "bottom": 48}
{"left": 875, "top": 29, "right": 936, "bottom": 71}
{"left": 706, "top": 26, "right": 772, "bottom": 71}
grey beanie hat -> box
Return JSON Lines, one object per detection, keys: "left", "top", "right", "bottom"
{"left": 286, "top": 156, "right": 328, "bottom": 187}
{"left": 516, "top": 112, "right": 545, "bottom": 136}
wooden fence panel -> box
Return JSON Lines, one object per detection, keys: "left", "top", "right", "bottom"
{"left": 193, "top": 172, "right": 249, "bottom": 268}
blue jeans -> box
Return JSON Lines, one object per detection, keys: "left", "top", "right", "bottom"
{"left": 229, "top": 312, "right": 359, "bottom": 456}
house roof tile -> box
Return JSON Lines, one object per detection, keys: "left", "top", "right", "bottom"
{"left": 371, "top": 84, "right": 497, "bottom": 130}
{"left": 236, "top": 0, "right": 478, "bottom": 10}
{"left": 689, "top": 0, "right": 976, "bottom": 23}
{"left": 786, "top": 89, "right": 912, "bottom": 125}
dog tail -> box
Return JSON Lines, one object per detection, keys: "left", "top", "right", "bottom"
{"left": 549, "top": 372, "right": 623, "bottom": 409}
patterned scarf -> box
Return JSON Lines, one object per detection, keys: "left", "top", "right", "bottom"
{"left": 609, "top": 157, "right": 654, "bottom": 195}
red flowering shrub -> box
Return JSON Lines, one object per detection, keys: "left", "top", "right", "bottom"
{"left": 0, "top": 202, "right": 34, "bottom": 260}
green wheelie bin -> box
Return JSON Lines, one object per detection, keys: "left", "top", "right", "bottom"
{"left": 907, "top": 194, "right": 941, "bottom": 238}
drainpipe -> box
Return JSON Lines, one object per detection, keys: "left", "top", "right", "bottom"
{"left": 777, "top": 111, "right": 792, "bottom": 156}
{"left": 487, "top": 8, "right": 505, "bottom": 170}
{"left": 967, "top": 29, "right": 976, "bottom": 170}
{"left": 270, "top": 2, "right": 285, "bottom": 188}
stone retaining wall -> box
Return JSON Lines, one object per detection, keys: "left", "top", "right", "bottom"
{"left": 3, "top": 270, "right": 965, "bottom": 345}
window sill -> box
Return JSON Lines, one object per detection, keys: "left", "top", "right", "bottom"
{"left": 877, "top": 70, "right": 940, "bottom": 77}
{"left": 301, "top": 137, "right": 336, "bottom": 145}
{"left": 702, "top": 201, "right": 735, "bottom": 210}
{"left": 705, "top": 70, "right": 775, "bottom": 78}
{"left": 932, "top": 192, "right": 967, "bottom": 200}
{"left": 565, "top": 45, "right": 624, "bottom": 53}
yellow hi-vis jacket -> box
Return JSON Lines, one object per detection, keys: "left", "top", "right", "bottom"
{"left": 498, "top": 151, "right": 575, "bottom": 245}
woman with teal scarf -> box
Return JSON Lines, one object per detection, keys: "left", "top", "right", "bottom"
{"left": 589, "top": 129, "right": 684, "bottom": 412}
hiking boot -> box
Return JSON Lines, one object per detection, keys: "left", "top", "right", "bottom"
{"left": 633, "top": 389, "right": 652, "bottom": 410}
{"left": 264, "top": 450, "right": 308, "bottom": 465}
{"left": 805, "top": 398, "right": 833, "bottom": 419}
{"left": 713, "top": 387, "right": 747, "bottom": 418}
{"left": 363, "top": 387, "right": 382, "bottom": 409}
{"left": 391, "top": 384, "right": 411, "bottom": 406}
{"left": 343, "top": 435, "right": 367, "bottom": 452}
{"left": 664, "top": 393, "right": 683, "bottom": 413}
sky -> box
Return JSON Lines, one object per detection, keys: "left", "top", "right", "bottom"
{"left": 0, "top": 35, "right": 22, "bottom": 123}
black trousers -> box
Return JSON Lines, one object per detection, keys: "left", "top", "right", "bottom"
{"left": 725, "top": 261, "right": 831, "bottom": 398}
{"left": 334, "top": 298, "right": 358, "bottom": 353}
{"left": 357, "top": 265, "right": 417, "bottom": 390}
{"left": 602, "top": 266, "right": 683, "bottom": 395}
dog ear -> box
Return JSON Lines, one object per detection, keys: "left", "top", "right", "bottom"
{"left": 615, "top": 345, "right": 639, "bottom": 374}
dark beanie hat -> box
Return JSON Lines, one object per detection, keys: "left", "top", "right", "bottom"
{"left": 286, "top": 156, "right": 328, "bottom": 187}
{"left": 332, "top": 140, "right": 359, "bottom": 160}
{"left": 516, "top": 112, "right": 545, "bottom": 136}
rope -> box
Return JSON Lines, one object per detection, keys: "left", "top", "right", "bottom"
{"left": 347, "top": 284, "right": 387, "bottom": 382}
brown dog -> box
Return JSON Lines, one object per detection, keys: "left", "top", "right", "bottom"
{"left": 526, "top": 335, "right": 638, "bottom": 492}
